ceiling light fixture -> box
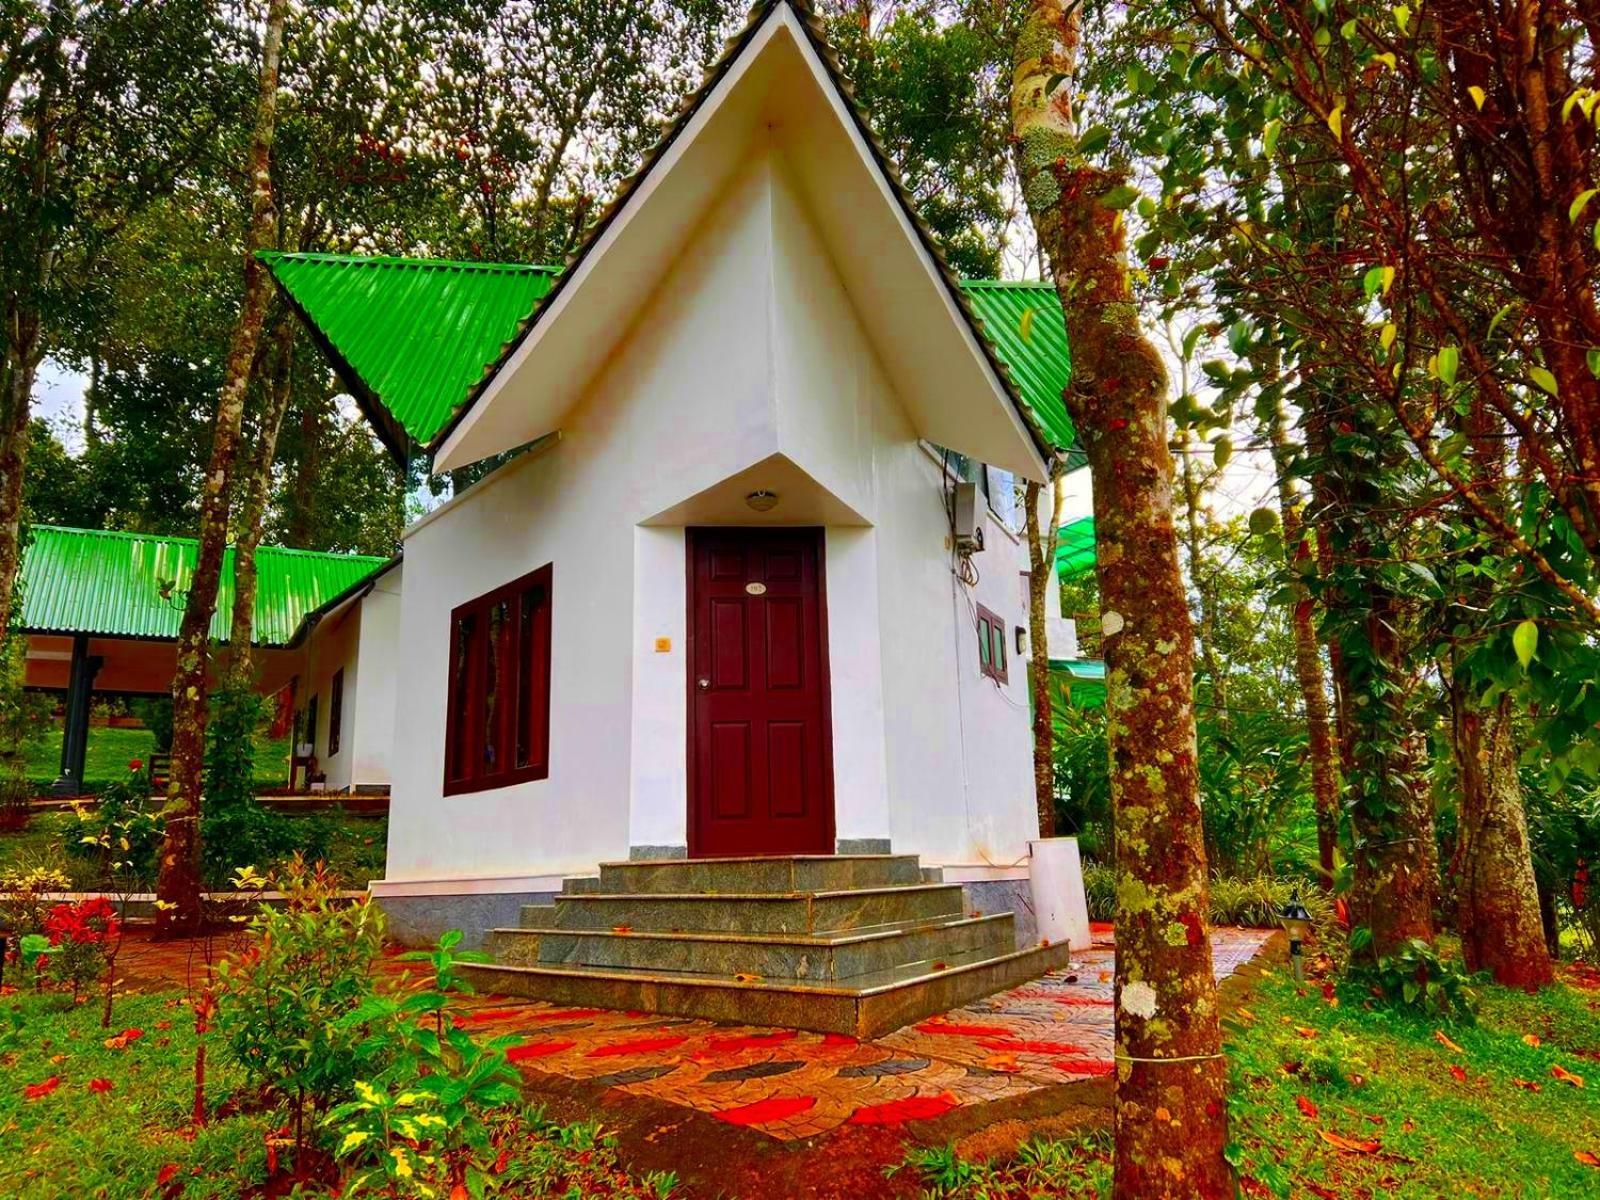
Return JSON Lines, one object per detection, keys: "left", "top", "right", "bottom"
{"left": 745, "top": 490, "right": 779, "bottom": 513}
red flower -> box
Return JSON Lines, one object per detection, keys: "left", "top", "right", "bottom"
{"left": 88, "top": 1078, "right": 114, "bottom": 1093}
{"left": 129, "top": 759, "right": 143, "bottom": 771}
{"left": 23, "top": 1076, "right": 61, "bottom": 1100}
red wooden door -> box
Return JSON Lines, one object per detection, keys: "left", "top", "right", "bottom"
{"left": 688, "top": 527, "right": 834, "bottom": 858}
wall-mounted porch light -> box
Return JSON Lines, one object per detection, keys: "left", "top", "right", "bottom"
{"left": 745, "top": 490, "right": 779, "bottom": 513}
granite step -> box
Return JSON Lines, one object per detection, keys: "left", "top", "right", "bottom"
{"left": 519, "top": 904, "right": 558, "bottom": 929}
{"left": 487, "top": 912, "right": 1016, "bottom": 980}
{"left": 458, "top": 938, "right": 1075, "bottom": 1039}
{"left": 596, "top": 854, "right": 923, "bottom": 896}
{"left": 549, "top": 882, "right": 966, "bottom": 936}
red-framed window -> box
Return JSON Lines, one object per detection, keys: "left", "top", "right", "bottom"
{"left": 444, "top": 563, "right": 553, "bottom": 795}
{"left": 976, "top": 604, "right": 1008, "bottom": 685}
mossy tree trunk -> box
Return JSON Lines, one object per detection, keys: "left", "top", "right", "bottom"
{"left": 1451, "top": 690, "right": 1554, "bottom": 988}
{"left": 155, "top": 0, "right": 287, "bottom": 933}
{"left": 1012, "top": 5, "right": 1230, "bottom": 1195}
{"left": 226, "top": 318, "right": 297, "bottom": 687}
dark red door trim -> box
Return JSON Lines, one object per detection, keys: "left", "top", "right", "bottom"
{"left": 685, "top": 527, "right": 835, "bottom": 858}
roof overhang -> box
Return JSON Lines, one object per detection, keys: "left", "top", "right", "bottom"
{"left": 431, "top": 1, "right": 1051, "bottom": 481}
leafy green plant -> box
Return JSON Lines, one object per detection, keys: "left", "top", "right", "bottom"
{"left": 214, "top": 857, "right": 386, "bottom": 1170}
{"left": 1354, "top": 936, "right": 1483, "bottom": 1023}
{"left": 66, "top": 762, "right": 163, "bottom": 888}
{"left": 886, "top": 1143, "right": 981, "bottom": 1192}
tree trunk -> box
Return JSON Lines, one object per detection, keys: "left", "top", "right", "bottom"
{"left": 0, "top": 338, "right": 39, "bottom": 637}
{"left": 1450, "top": 691, "right": 1554, "bottom": 988}
{"left": 155, "top": 0, "right": 287, "bottom": 933}
{"left": 1266, "top": 405, "right": 1339, "bottom": 889}
{"left": 1025, "top": 474, "right": 1065, "bottom": 838}
{"left": 226, "top": 318, "right": 296, "bottom": 686}
{"left": 1013, "top": 6, "right": 1230, "bottom": 1195}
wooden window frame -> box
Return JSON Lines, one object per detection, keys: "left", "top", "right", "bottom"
{"left": 444, "top": 563, "right": 553, "bottom": 796}
{"left": 328, "top": 669, "right": 344, "bottom": 757}
{"left": 976, "top": 604, "right": 1008, "bottom": 685}
{"left": 304, "top": 693, "right": 319, "bottom": 757}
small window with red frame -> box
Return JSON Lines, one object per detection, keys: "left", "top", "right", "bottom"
{"left": 444, "top": 564, "right": 553, "bottom": 795}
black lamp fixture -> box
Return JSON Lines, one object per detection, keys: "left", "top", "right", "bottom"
{"left": 1280, "top": 892, "right": 1313, "bottom": 983}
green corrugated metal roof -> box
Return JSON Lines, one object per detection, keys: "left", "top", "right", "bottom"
{"left": 19, "top": 525, "right": 390, "bottom": 646}
{"left": 1056, "top": 515, "right": 1096, "bottom": 580}
{"left": 266, "top": 253, "right": 1075, "bottom": 461}
{"left": 960, "top": 281, "right": 1073, "bottom": 452}
{"left": 1049, "top": 657, "right": 1106, "bottom": 709}
{"left": 264, "top": 252, "right": 559, "bottom": 454}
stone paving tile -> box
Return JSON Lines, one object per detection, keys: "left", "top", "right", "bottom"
{"left": 452, "top": 926, "right": 1274, "bottom": 1142}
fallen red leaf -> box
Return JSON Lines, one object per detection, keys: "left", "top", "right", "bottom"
{"left": 1307, "top": 1186, "right": 1339, "bottom": 1200}
{"left": 104, "top": 1027, "right": 145, "bottom": 1051}
{"left": 1318, "top": 1129, "right": 1381, "bottom": 1154}
{"left": 22, "top": 1076, "right": 60, "bottom": 1100}
{"left": 1552, "top": 1064, "right": 1586, "bottom": 1088}
{"left": 1512, "top": 1078, "right": 1543, "bottom": 1092}
{"left": 1577, "top": 1151, "right": 1600, "bottom": 1168}
{"left": 87, "top": 1078, "right": 113, "bottom": 1094}
{"left": 1449, "top": 1064, "right": 1467, "bottom": 1083}
{"left": 1294, "top": 1026, "right": 1320, "bottom": 1040}
{"left": 1434, "top": 1030, "right": 1465, "bottom": 1054}
{"left": 156, "top": 1164, "right": 180, "bottom": 1186}
{"left": 1523, "top": 1033, "right": 1542, "bottom": 1048}
{"left": 1295, "top": 1095, "right": 1319, "bottom": 1120}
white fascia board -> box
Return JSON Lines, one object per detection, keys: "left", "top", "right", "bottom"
{"left": 777, "top": 7, "right": 1049, "bottom": 483}
{"left": 431, "top": 14, "right": 791, "bottom": 475}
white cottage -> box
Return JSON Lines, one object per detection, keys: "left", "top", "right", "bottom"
{"left": 269, "top": 0, "right": 1079, "bottom": 1031}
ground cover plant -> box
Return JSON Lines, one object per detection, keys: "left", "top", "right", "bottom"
{"left": 893, "top": 957, "right": 1600, "bottom": 1198}
{"left": 0, "top": 860, "right": 680, "bottom": 1199}
{"left": 22, "top": 722, "right": 291, "bottom": 795}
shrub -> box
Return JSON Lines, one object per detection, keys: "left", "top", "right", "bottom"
{"left": 40, "top": 897, "right": 118, "bottom": 1000}
{"left": 0, "top": 862, "right": 74, "bottom": 937}
{"left": 1352, "top": 934, "right": 1482, "bottom": 1023}
{"left": 214, "top": 857, "right": 386, "bottom": 1168}
{"left": 1081, "top": 865, "right": 1334, "bottom": 933}
{"left": 66, "top": 763, "right": 164, "bottom": 888}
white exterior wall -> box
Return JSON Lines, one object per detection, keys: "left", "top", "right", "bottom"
{"left": 381, "top": 148, "right": 1041, "bottom": 891}
{"left": 300, "top": 605, "right": 361, "bottom": 793}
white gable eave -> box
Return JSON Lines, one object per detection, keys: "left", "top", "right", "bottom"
{"left": 431, "top": 1, "right": 1049, "bottom": 483}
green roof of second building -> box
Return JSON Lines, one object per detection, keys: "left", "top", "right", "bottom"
{"left": 19, "top": 525, "right": 391, "bottom": 646}
{"left": 265, "top": 252, "right": 1074, "bottom": 459}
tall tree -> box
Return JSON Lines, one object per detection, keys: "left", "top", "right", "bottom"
{"left": 156, "top": 0, "right": 288, "bottom": 932}
{"left": 1012, "top": 4, "right": 1230, "bottom": 1195}
{"left": 0, "top": 1, "right": 232, "bottom": 634}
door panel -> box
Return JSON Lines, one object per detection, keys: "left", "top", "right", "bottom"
{"left": 688, "top": 528, "right": 833, "bottom": 857}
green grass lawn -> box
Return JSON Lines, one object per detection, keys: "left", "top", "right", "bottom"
{"left": 893, "top": 963, "right": 1600, "bottom": 1198}
{"left": 23, "top": 722, "right": 290, "bottom": 793}
{"left": 0, "top": 809, "right": 388, "bottom": 889}
{"left": 0, "top": 987, "right": 678, "bottom": 1199}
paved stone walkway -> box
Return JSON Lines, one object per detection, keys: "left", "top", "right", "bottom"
{"left": 447, "top": 926, "right": 1273, "bottom": 1141}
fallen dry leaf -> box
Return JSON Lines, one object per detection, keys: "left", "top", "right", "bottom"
{"left": 1552, "top": 1065, "right": 1586, "bottom": 1088}
{"left": 1449, "top": 1064, "right": 1467, "bottom": 1083}
{"left": 22, "top": 1076, "right": 61, "bottom": 1101}
{"left": 1512, "top": 1078, "right": 1543, "bottom": 1093}
{"left": 1307, "top": 1186, "right": 1339, "bottom": 1200}
{"left": 1576, "top": 1151, "right": 1600, "bottom": 1169}
{"left": 1295, "top": 1026, "right": 1320, "bottom": 1040}
{"left": 1295, "top": 1095, "right": 1319, "bottom": 1120}
{"left": 732, "top": 973, "right": 762, "bottom": 983}
{"left": 1318, "top": 1129, "right": 1381, "bottom": 1154}
{"left": 1523, "top": 1033, "right": 1542, "bottom": 1048}
{"left": 1434, "top": 1030, "right": 1466, "bottom": 1055}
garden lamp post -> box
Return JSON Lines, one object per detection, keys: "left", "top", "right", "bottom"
{"left": 1281, "top": 894, "right": 1312, "bottom": 983}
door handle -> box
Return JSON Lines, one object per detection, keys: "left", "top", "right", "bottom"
{"left": 698, "top": 678, "right": 710, "bottom": 690}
